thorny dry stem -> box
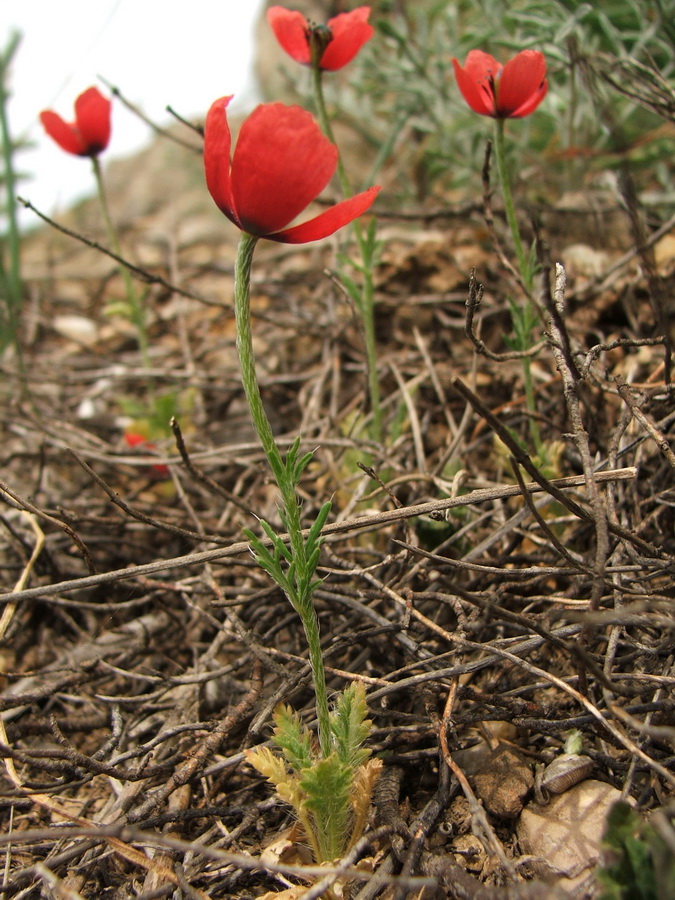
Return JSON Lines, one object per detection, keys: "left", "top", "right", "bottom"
{"left": 17, "top": 197, "right": 215, "bottom": 307}
{"left": 438, "top": 681, "right": 517, "bottom": 881}
{"left": 541, "top": 262, "right": 610, "bottom": 693}
{"left": 464, "top": 269, "right": 546, "bottom": 363}
{"left": 0, "top": 466, "right": 638, "bottom": 606}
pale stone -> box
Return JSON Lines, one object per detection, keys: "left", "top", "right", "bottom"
{"left": 52, "top": 315, "right": 98, "bottom": 345}
{"left": 518, "top": 779, "right": 625, "bottom": 896}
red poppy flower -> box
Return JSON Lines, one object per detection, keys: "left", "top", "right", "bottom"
{"left": 267, "top": 6, "right": 374, "bottom": 71}
{"left": 40, "top": 86, "right": 112, "bottom": 157}
{"left": 124, "top": 432, "right": 169, "bottom": 477}
{"left": 452, "top": 50, "right": 548, "bottom": 119}
{"left": 204, "top": 96, "right": 379, "bottom": 244}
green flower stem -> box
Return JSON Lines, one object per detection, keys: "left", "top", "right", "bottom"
{"left": 234, "top": 234, "right": 285, "bottom": 485}
{"left": 299, "top": 600, "right": 331, "bottom": 759}
{"left": 522, "top": 353, "right": 541, "bottom": 452}
{"left": 234, "top": 232, "right": 331, "bottom": 757}
{"left": 493, "top": 120, "right": 542, "bottom": 454}
{"left": 311, "top": 66, "right": 382, "bottom": 444}
{"left": 0, "top": 32, "right": 24, "bottom": 371}
{"left": 311, "top": 66, "right": 350, "bottom": 201}
{"left": 359, "top": 260, "right": 381, "bottom": 443}
{"left": 92, "top": 156, "right": 150, "bottom": 368}
{"left": 493, "top": 119, "right": 530, "bottom": 291}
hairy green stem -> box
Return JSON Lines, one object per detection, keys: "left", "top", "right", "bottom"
{"left": 493, "top": 120, "right": 542, "bottom": 454}
{"left": 311, "top": 65, "right": 382, "bottom": 444}
{"left": 311, "top": 65, "right": 350, "bottom": 200}
{"left": 493, "top": 119, "right": 530, "bottom": 290}
{"left": 234, "top": 234, "right": 285, "bottom": 485}
{"left": 92, "top": 156, "right": 150, "bottom": 368}
{"left": 0, "top": 32, "right": 24, "bottom": 369}
{"left": 234, "top": 232, "right": 331, "bottom": 757}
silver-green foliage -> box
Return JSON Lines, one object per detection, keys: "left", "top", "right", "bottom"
{"left": 342, "top": 0, "right": 675, "bottom": 202}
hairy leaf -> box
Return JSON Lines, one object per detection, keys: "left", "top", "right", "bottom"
{"left": 597, "top": 802, "right": 658, "bottom": 900}
{"left": 272, "top": 704, "right": 315, "bottom": 772}
{"left": 300, "top": 753, "right": 354, "bottom": 861}
{"left": 330, "top": 682, "right": 372, "bottom": 768}
{"left": 348, "top": 757, "right": 383, "bottom": 852}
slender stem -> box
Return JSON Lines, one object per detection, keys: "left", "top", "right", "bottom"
{"left": 566, "top": 54, "right": 579, "bottom": 190}
{"left": 233, "top": 232, "right": 331, "bottom": 756}
{"left": 234, "top": 233, "right": 284, "bottom": 483}
{"left": 493, "top": 120, "right": 542, "bottom": 455}
{"left": 360, "top": 258, "right": 381, "bottom": 443}
{"left": 493, "top": 119, "right": 530, "bottom": 290}
{"left": 0, "top": 32, "right": 24, "bottom": 370}
{"left": 91, "top": 156, "right": 150, "bottom": 368}
{"left": 311, "top": 66, "right": 350, "bottom": 199}
{"left": 522, "top": 354, "right": 540, "bottom": 447}
{"left": 311, "top": 66, "right": 382, "bottom": 444}
{"left": 301, "top": 602, "right": 331, "bottom": 758}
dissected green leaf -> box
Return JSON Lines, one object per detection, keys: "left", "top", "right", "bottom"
{"left": 305, "top": 501, "right": 332, "bottom": 552}
{"left": 272, "top": 704, "right": 315, "bottom": 773}
{"left": 597, "top": 802, "right": 658, "bottom": 900}
{"left": 103, "top": 301, "right": 134, "bottom": 318}
{"left": 334, "top": 263, "right": 362, "bottom": 307}
{"left": 249, "top": 686, "right": 379, "bottom": 863}
{"left": 348, "top": 757, "right": 383, "bottom": 852}
{"left": 245, "top": 745, "right": 288, "bottom": 786}
{"left": 300, "top": 753, "right": 353, "bottom": 862}
{"left": 246, "top": 746, "right": 318, "bottom": 858}
{"left": 330, "top": 682, "right": 372, "bottom": 769}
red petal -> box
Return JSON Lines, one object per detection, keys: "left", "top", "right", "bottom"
{"left": 75, "top": 87, "right": 111, "bottom": 155}
{"left": 496, "top": 50, "right": 547, "bottom": 118}
{"left": 204, "top": 96, "right": 241, "bottom": 228}
{"left": 124, "top": 432, "right": 147, "bottom": 448}
{"left": 510, "top": 79, "right": 548, "bottom": 118}
{"left": 267, "top": 6, "right": 311, "bottom": 65}
{"left": 124, "top": 432, "right": 169, "bottom": 477}
{"left": 40, "top": 110, "right": 85, "bottom": 155}
{"left": 270, "top": 186, "right": 380, "bottom": 244}
{"left": 452, "top": 51, "right": 500, "bottom": 117}
{"left": 231, "top": 103, "right": 337, "bottom": 236}
{"left": 320, "top": 7, "right": 374, "bottom": 71}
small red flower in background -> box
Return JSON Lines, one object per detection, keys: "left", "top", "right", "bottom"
{"left": 204, "top": 96, "right": 379, "bottom": 244}
{"left": 452, "top": 50, "right": 548, "bottom": 119}
{"left": 124, "top": 432, "right": 169, "bottom": 478}
{"left": 267, "top": 6, "right": 374, "bottom": 71}
{"left": 40, "top": 86, "right": 111, "bottom": 157}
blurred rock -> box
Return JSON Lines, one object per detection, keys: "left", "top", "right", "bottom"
{"left": 518, "top": 779, "right": 626, "bottom": 898}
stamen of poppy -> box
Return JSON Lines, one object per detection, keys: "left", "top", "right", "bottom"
{"left": 490, "top": 73, "right": 499, "bottom": 102}
{"left": 307, "top": 23, "right": 334, "bottom": 69}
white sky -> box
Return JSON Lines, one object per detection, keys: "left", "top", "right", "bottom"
{"left": 2, "top": 0, "right": 264, "bottom": 224}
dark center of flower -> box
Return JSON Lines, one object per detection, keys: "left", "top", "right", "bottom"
{"left": 306, "top": 23, "right": 334, "bottom": 68}
{"left": 479, "top": 65, "right": 502, "bottom": 107}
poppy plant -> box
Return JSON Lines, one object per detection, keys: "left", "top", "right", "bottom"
{"left": 205, "top": 88, "right": 382, "bottom": 855}
{"left": 267, "top": 5, "right": 374, "bottom": 71}
{"left": 453, "top": 50, "right": 548, "bottom": 452}
{"left": 41, "top": 86, "right": 148, "bottom": 364}
{"left": 204, "top": 96, "right": 379, "bottom": 244}
{"left": 266, "top": 8, "right": 380, "bottom": 440}
{"left": 206, "top": 95, "right": 378, "bottom": 778}
{"left": 452, "top": 50, "right": 548, "bottom": 119}
{"left": 40, "top": 86, "right": 112, "bottom": 157}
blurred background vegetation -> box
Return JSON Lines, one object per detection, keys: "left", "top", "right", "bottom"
{"left": 269, "top": 0, "right": 675, "bottom": 209}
